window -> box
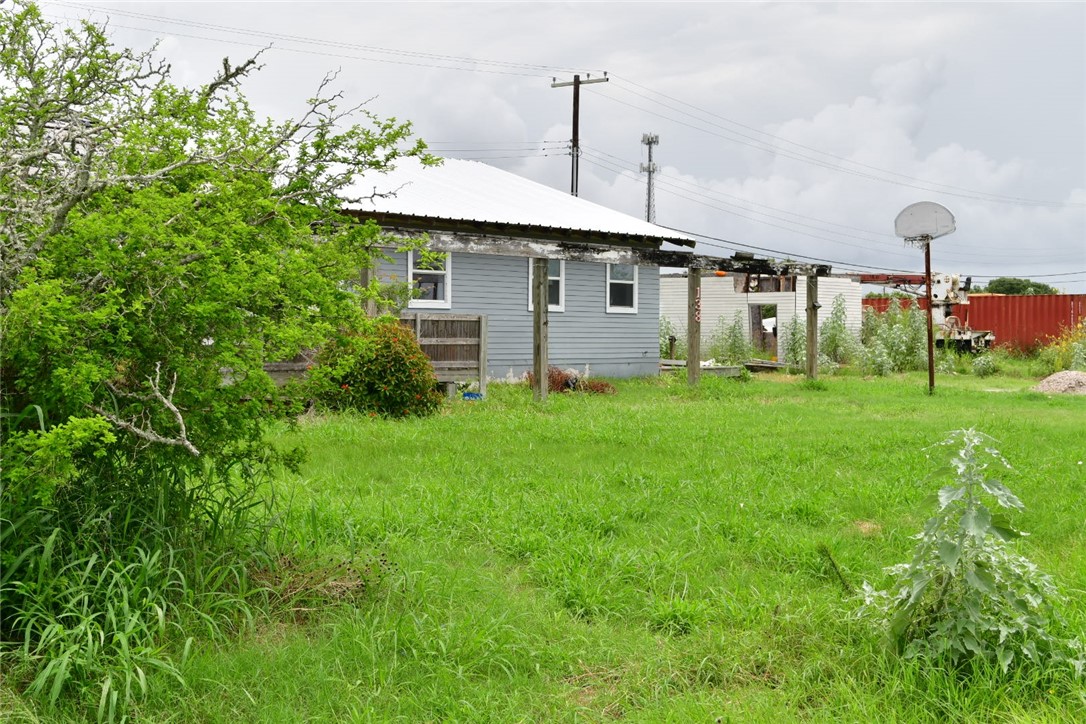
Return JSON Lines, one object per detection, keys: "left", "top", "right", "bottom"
{"left": 408, "top": 251, "right": 451, "bottom": 309}
{"left": 527, "top": 259, "right": 565, "bottom": 312}
{"left": 606, "top": 263, "right": 638, "bottom": 313}
{"left": 735, "top": 274, "right": 797, "bottom": 293}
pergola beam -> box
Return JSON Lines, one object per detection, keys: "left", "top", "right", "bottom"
{"left": 380, "top": 229, "right": 832, "bottom": 278}
{"left": 374, "top": 227, "right": 833, "bottom": 392}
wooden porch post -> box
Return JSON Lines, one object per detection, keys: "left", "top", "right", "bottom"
{"left": 687, "top": 270, "right": 701, "bottom": 386}
{"left": 359, "top": 267, "right": 377, "bottom": 317}
{"left": 532, "top": 258, "right": 549, "bottom": 401}
{"left": 478, "top": 315, "right": 488, "bottom": 398}
{"left": 805, "top": 274, "right": 819, "bottom": 380}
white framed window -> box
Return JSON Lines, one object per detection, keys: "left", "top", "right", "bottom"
{"left": 606, "top": 263, "right": 638, "bottom": 313}
{"left": 407, "top": 251, "right": 451, "bottom": 309}
{"left": 526, "top": 258, "right": 565, "bottom": 312}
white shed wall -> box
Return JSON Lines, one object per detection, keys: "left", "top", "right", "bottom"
{"left": 659, "top": 274, "right": 862, "bottom": 359}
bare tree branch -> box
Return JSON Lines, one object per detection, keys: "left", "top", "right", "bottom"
{"left": 91, "top": 362, "right": 200, "bottom": 456}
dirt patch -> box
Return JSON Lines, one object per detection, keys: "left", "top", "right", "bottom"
{"left": 853, "top": 520, "right": 882, "bottom": 536}
{"left": 1032, "top": 370, "right": 1086, "bottom": 395}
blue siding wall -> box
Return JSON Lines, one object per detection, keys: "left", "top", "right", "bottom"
{"left": 379, "top": 252, "right": 660, "bottom": 378}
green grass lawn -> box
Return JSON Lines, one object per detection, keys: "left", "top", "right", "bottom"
{"left": 16, "top": 371, "right": 1086, "bottom": 722}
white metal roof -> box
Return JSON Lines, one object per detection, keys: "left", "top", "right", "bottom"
{"left": 342, "top": 158, "right": 695, "bottom": 245}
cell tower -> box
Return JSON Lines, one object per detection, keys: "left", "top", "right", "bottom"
{"left": 640, "top": 133, "right": 659, "bottom": 223}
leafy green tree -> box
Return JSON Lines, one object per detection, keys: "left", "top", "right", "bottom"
{"left": 2, "top": 0, "right": 431, "bottom": 504}
{"left": 975, "top": 277, "right": 1060, "bottom": 295}
{"left": 1, "top": 1, "right": 433, "bottom": 713}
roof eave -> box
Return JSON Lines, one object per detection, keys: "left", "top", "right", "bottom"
{"left": 340, "top": 209, "right": 696, "bottom": 249}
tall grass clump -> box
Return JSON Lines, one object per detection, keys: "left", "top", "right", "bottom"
{"left": 861, "top": 429, "right": 1085, "bottom": 677}
{"left": 1, "top": 456, "right": 274, "bottom": 721}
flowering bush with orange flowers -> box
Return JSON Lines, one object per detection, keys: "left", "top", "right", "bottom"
{"left": 309, "top": 318, "right": 443, "bottom": 417}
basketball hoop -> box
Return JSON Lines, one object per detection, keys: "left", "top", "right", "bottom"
{"left": 895, "top": 202, "right": 956, "bottom": 247}
{"left": 894, "top": 201, "right": 956, "bottom": 395}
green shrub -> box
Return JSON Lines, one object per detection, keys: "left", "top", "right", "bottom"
{"left": 310, "top": 318, "right": 444, "bottom": 417}
{"left": 972, "top": 353, "right": 997, "bottom": 377}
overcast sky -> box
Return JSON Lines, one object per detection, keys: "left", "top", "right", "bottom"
{"left": 43, "top": 1, "right": 1086, "bottom": 291}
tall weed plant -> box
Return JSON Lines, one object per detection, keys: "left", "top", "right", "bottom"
{"left": 861, "top": 430, "right": 1085, "bottom": 677}
{"left": 659, "top": 317, "right": 687, "bottom": 360}
{"left": 782, "top": 316, "right": 806, "bottom": 369}
{"left": 706, "top": 311, "right": 751, "bottom": 364}
{"left": 1036, "top": 321, "right": 1086, "bottom": 374}
{"left": 819, "top": 294, "right": 861, "bottom": 365}
{"left": 861, "top": 300, "right": 928, "bottom": 375}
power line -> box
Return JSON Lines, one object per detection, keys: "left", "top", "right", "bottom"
{"left": 433, "top": 153, "right": 558, "bottom": 160}
{"left": 427, "top": 140, "right": 566, "bottom": 147}
{"left": 969, "top": 271, "right": 1086, "bottom": 279}
{"left": 594, "top": 87, "right": 1082, "bottom": 209}
{"left": 581, "top": 155, "right": 988, "bottom": 264}
{"left": 605, "top": 75, "right": 1082, "bottom": 209}
{"left": 46, "top": 2, "right": 597, "bottom": 76}
{"left": 44, "top": 16, "right": 556, "bottom": 78}
{"left": 582, "top": 146, "right": 901, "bottom": 243}
{"left": 580, "top": 157, "right": 1081, "bottom": 277}
{"left": 580, "top": 148, "right": 1084, "bottom": 264}
{"left": 51, "top": 2, "right": 1083, "bottom": 211}
{"left": 662, "top": 227, "right": 1086, "bottom": 283}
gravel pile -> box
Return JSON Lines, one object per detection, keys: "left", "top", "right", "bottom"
{"left": 1032, "top": 370, "right": 1086, "bottom": 395}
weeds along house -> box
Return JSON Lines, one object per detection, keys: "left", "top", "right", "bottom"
{"left": 339, "top": 159, "right": 698, "bottom": 379}
{"left": 660, "top": 272, "right": 862, "bottom": 360}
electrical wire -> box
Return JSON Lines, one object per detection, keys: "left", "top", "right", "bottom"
{"left": 582, "top": 146, "right": 903, "bottom": 242}
{"left": 427, "top": 140, "right": 567, "bottom": 147}
{"left": 593, "top": 88, "right": 1081, "bottom": 209}
{"left": 579, "top": 159, "right": 1083, "bottom": 278}
{"left": 605, "top": 75, "right": 1082, "bottom": 209}
{"left": 38, "top": 2, "right": 1086, "bottom": 284}
{"left": 580, "top": 155, "right": 1082, "bottom": 272}
{"left": 579, "top": 146, "right": 1084, "bottom": 264}
{"left": 46, "top": 1, "right": 599, "bottom": 76}
{"left": 48, "top": 2, "right": 1083, "bottom": 212}
{"left": 581, "top": 154, "right": 919, "bottom": 260}
{"left": 432, "top": 152, "right": 558, "bottom": 160}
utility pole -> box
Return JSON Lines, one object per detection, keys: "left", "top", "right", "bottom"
{"left": 640, "top": 133, "right": 659, "bottom": 223}
{"left": 551, "top": 73, "right": 608, "bottom": 197}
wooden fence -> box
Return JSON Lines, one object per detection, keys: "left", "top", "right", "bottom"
{"left": 263, "top": 314, "right": 488, "bottom": 396}
{"left": 398, "top": 313, "right": 488, "bottom": 396}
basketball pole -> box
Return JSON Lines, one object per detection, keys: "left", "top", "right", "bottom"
{"left": 924, "top": 237, "right": 935, "bottom": 395}
{"left": 894, "top": 201, "right": 955, "bottom": 398}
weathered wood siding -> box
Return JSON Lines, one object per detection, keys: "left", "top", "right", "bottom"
{"left": 660, "top": 274, "right": 862, "bottom": 360}
{"left": 379, "top": 252, "right": 660, "bottom": 378}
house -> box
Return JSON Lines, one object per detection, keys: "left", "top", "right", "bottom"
{"left": 660, "top": 272, "right": 862, "bottom": 360}
{"left": 341, "top": 159, "right": 698, "bottom": 379}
